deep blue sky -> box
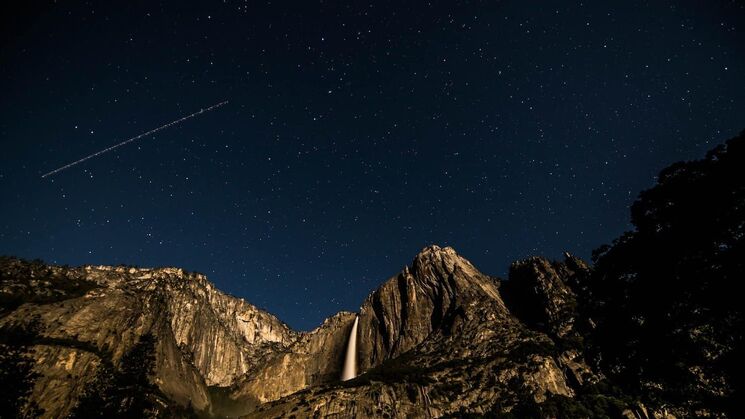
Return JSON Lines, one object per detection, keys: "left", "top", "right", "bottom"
{"left": 1, "top": 1, "right": 743, "bottom": 330}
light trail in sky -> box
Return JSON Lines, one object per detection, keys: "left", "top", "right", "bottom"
{"left": 40, "top": 100, "right": 229, "bottom": 178}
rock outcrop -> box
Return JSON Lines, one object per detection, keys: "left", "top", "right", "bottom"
{"left": 501, "top": 253, "right": 588, "bottom": 340}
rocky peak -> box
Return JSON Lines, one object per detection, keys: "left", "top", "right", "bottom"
{"left": 501, "top": 254, "right": 589, "bottom": 340}
{"left": 411, "top": 244, "right": 459, "bottom": 270}
{"left": 356, "top": 245, "right": 506, "bottom": 371}
{"left": 410, "top": 245, "right": 484, "bottom": 286}
{"left": 563, "top": 251, "right": 590, "bottom": 273}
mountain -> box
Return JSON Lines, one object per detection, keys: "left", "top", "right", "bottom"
{"left": 246, "top": 246, "right": 605, "bottom": 418}
{"left": 0, "top": 248, "right": 640, "bottom": 418}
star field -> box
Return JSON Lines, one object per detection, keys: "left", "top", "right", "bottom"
{"left": 1, "top": 1, "right": 744, "bottom": 330}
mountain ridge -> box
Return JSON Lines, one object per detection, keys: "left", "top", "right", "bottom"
{"left": 3, "top": 245, "right": 638, "bottom": 418}
{"left": 2, "top": 246, "right": 602, "bottom": 418}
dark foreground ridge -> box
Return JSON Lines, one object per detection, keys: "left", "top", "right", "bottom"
{"left": 1, "top": 131, "right": 743, "bottom": 418}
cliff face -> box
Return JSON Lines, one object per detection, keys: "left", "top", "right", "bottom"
{"left": 232, "top": 311, "right": 357, "bottom": 404}
{"left": 160, "top": 269, "right": 295, "bottom": 386}
{"left": 357, "top": 245, "right": 507, "bottom": 371}
{"left": 0, "top": 248, "right": 647, "bottom": 418}
{"left": 0, "top": 259, "right": 296, "bottom": 417}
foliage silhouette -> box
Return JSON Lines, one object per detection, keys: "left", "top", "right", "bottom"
{"left": 0, "top": 321, "right": 43, "bottom": 418}
{"left": 580, "top": 131, "right": 744, "bottom": 416}
{"left": 70, "top": 333, "right": 160, "bottom": 418}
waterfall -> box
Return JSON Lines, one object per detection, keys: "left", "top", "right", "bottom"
{"left": 341, "top": 315, "right": 359, "bottom": 381}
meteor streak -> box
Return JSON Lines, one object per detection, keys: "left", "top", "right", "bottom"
{"left": 40, "top": 100, "right": 229, "bottom": 178}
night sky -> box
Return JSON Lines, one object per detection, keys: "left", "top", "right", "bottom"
{"left": 1, "top": 1, "right": 743, "bottom": 330}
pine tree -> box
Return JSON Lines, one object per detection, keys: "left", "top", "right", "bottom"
{"left": 582, "top": 131, "right": 745, "bottom": 416}
{"left": 70, "top": 333, "right": 159, "bottom": 418}
{"left": 0, "top": 322, "right": 43, "bottom": 418}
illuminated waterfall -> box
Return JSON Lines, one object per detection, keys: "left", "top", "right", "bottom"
{"left": 341, "top": 315, "right": 359, "bottom": 381}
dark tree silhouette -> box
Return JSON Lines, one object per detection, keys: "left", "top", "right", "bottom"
{"left": 70, "top": 333, "right": 159, "bottom": 418}
{"left": 0, "top": 322, "right": 43, "bottom": 418}
{"left": 581, "top": 131, "right": 744, "bottom": 416}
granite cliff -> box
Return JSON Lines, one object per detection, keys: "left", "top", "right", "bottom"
{"left": 249, "top": 246, "right": 604, "bottom": 418}
{"left": 0, "top": 259, "right": 295, "bottom": 417}
{"left": 0, "top": 247, "right": 647, "bottom": 418}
